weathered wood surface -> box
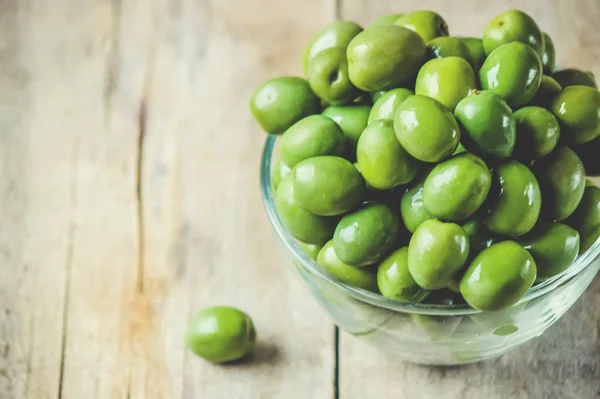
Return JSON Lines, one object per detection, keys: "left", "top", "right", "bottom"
{"left": 0, "top": 0, "right": 598, "bottom": 398}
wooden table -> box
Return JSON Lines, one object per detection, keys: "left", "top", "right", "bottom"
{"left": 2, "top": 0, "right": 600, "bottom": 398}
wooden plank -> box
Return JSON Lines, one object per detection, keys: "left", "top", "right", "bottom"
{"left": 339, "top": 1, "right": 600, "bottom": 398}
{"left": 132, "top": 0, "right": 338, "bottom": 398}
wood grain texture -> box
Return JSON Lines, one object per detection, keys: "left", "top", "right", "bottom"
{"left": 340, "top": 1, "right": 600, "bottom": 398}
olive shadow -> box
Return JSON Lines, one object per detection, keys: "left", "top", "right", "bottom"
{"left": 219, "top": 341, "right": 282, "bottom": 368}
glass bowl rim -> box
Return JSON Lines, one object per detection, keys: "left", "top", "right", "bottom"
{"left": 260, "top": 134, "right": 600, "bottom": 316}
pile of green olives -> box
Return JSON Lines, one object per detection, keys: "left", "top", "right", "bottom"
{"left": 251, "top": 9, "right": 600, "bottom": 312}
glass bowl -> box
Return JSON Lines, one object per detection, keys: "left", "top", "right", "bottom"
{"left": 259, "top": 135, "right": 600, "bottom": 365}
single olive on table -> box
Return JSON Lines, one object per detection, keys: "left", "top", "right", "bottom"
{"left": 250, "top": 8, "right": 600, "bottom": 318}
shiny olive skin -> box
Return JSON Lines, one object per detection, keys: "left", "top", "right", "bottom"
{"left": 271, "top": 160, "right": 291, "bottom": 191}
{"left": 368, "top": 88, "right": 414, "bottom": 124}
{"left": 394, "top": 10, "right": 449, "bottom": 43}
{"left": 566, "top": 184, "right": 600, "bottom": 237}
{"left": 415, "top": 57, "right": 477, "bottom": 111}
{"left": 377, "top": 247, "right": 430, "bottom": 302}
{"left": 275, "top": 176, "right": 337, "bottom": 245}
{"left": 460, "top": 241, "right": 537, "bottom": 311}
{"left": 302, "top": 20, "right": 363, "bottom": 75}
{"left": 460, "top": 37, "right": 485, "bottom": 71}
{"left": 479, "top": 42, "right": 543, "bottom": 107}
{"left": 307, "top": 47, "right": 361, "bottom": 105}
{"left": 347, "top": 25, "right": 426, "bottom": 91}
{"left": 394, "top": 95, "right": 460, "bottom": 162}
{"left": 317, "top": 240, "right": 379, "bottom": 292}
{"left": 572, "top": 138, "right": 600, "bottom": 176}
{"left": 370, "top": 13, "right": 404, "bottom": 27}
{"left": 553, "top": 69, "right": 597, "bottom": 89}
{"left": 520, "top": 222, "right": 580, "bottom": 281}
{"left": 482, "top": 10, "right": 544, "bottom": 58}
{"left": 581, "top": 225, "right": 600, "bottom": 253}
{"left": 408, "top": 219, "right": 470, "bottom": 290}
{"left": 513, "top": 106, "right": 560, "bottom": 161}
{"left": 298, "top": 241, "right": 323, "bottom": 260}
{"left": 322, "top": 105, "right": 371, "bottom": 151}
{"left": 333, "top": 203, "right": 399, "bottom": 266}
{"left": 426, "top": 37, "right": 476, "bottom": 68}
{"left": 533, "top": 146, "right": 586, "bottom": 221}
{"left": 250, "top": 76, "right": 321, "bottom": 134}
{"left": 422, "top": 153, "right": 492, "bottom": 221}
{"left": 551, "top": 85, "right": 600, "bottom": 145}
{"left": 292, "top": 156, "right": 365, "bottom": 216}
{"left": 530, "top": 75, "right": 562, "bottom": 109}
{"left": 484, "top": 161, "right": 542, "bottom": 237}
{"left": 454, "top": 90, "right": 516, "bottom": 160}
{"left": 400, "top": 180, "right": 434, "bottom": 233}
{"left": 280, "top": 115, "right": 346, "bottom": 167}
{"left": 462, "top": 218, "right": 498, "bottom": 258}
{"left": 541, "top": 32, "right": 556, "bottom": 74}
{"left": 185, "top": 307, "right": 256, "bottom": 363}
{"left": 357, "top": 119, "right": 421, "bottom": 190}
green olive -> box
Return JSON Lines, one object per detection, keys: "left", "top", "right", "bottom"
{"left": 317, "top": 240, "right": 379, "bottom": 292}
{"left": 482, "top": 9, "right": 544, "bottom": 58}
{"left": 400, "top": 180, "right": 434, "bottom": 233}
{"left": 271, "top": 160, "right": 291, "bottom": 191}
{"left": 551, "top": 85, "right": 600, "bottom": 145}
{"left": 322, "top": 105, "right": 371, "bottom": 153}
{"left": 368, "top": 88, "right": 414, "bottom": 124}
{"left": 408, "top": 219, "right": 470, "bottom": 290}
{"left": 357, "top": 119, "right": 421, "bottom": 190}
{"left": 513, "top": 106, "right": 560, "bottom": 161}
{"left": 460, "top": 241, "right": 537, "bottom": 311}
{"left": 307, "top": 47, "right": 361, "bottom": 105}
{"left": 185, "top": 306, "right": 256, "bottom": 363}
{"left": 530, "top": 75, "right": 562, "bottom": 109}
{"left": 541, "top": 32, "right": 556, "bottom": 74}
{"left": 532, "top": 146, "right": 586, "bottom": 221}
{"left": 377, "top": 247, "right": 430, "bottom": 302}
{"left": 394, "top": 10, "right": 449, "bottom": 43}
{"left": 566, "top": 184, "right": 600, "bottom": 237}
{"left": 333, "top": 203, "right": 399, "bottom": 266}
{"left": 298, "top": 241, "right": 323, "bottom": 260}
{"left": 553, "top": 69, "right": 597, "bottom": 89}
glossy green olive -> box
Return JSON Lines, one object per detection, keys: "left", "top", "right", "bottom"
{"left": 530, "top": 75, "right": 562, "bottom": 109}
{"left": 357, "top": 119, "right": 421, "bottom": 190}
{"left": 566, "top": 184, "right": 600, "bottom": 236}
{"left": 482, "top": 10, "right": 544, "bottom": 58}
{"left": 415, "top": 57, "right": 476, "bottom": 111}
{"left": 368, "top": 88, "right": 413, "bottom": 124}
{"left": 408, "top": 219, "right": 470, "bottom": 290}
{"left": 370, "top": 13, "right": 404, "bottom": 27}
{"left": 479, "top": 42, "right": 543, "bottom": 107}
{"left": 551, "top": 85, "right": 600, "bottom": 145}
{"left": 298, "top": 241, "right": 323, "bottom": 260}
{"left": 347, "top": 25, "right": 426, "bottom": 91}
{"left": 572, "top": 138, "right": 600, "bottom": 176}
{"left": 400, "top": 180, "right": 434, "bottom": 233}
{"left": 541, "top": 32, "right": 555, "bottom": 74}
{"left": 426, "top": 37, "right": 476, "bottom": 68}
{"left": 271, "top": 160, "right": 291, "bottom": 191}
{"left": 394, "top": 10, "right": 449, "bottom": 43}
{"left": 250, "top": 76, "right": 321, "bottom": 134}
{"left": 185, "top": 307, "right": 256, "bottom": 363}
{"left": 454, "top": 90, "right": 516, "bottom": 160}
{"left": 280, "top": 115, "right": 346, "bottom": 167}
{"left": 292, "top": 156, "right": 365, "bottom": 216}
{"left": 461, "top": 241, "right": 536, "bottom": 311}
{"left": 317, "top": 240, "right": 379, "bottom": 292}
{"left": 377, "top": 247, "right": 430, "bottom": 302}
{"left": 322, "top": 105, "right": 371, "bottom": 151}
{"left": 580, "top": 225, "right": 600, "bottom": 253}
{"left": 307, "top": 47, "right": 361, "bottom": 105}
{"left": 553, "top": 69, "right": 597, "bottom": 88}
{"left": 394, "top": 95, "right": 460, "bottom": 162}
{"left": 484, "top": 161, "right": 541, "bottom": 236}
{"left": 302, "top": 20, "right": 363, "bottom": 75}
{"left": 275, "top": 176, "right": 337, "bottom": 245}
{"left": 533, "top": 146, "right": 586, "bottom": 221}
{"left": 462, "top": 218, "right": 498, "bottom": 258}
{"left": 513, "top": 106, "right": 560, "bottom": 161}
{"left": 422, "top": 153, "right": 492, "bottom": 221}
{"left": 333, "top": 203, "right": 399, "bottom": 266}
{"left": 460, "top": 37, "right": 485, "bottom": 71}
{"left": 520, "top": 222, "right": 580, "bottom": 281}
